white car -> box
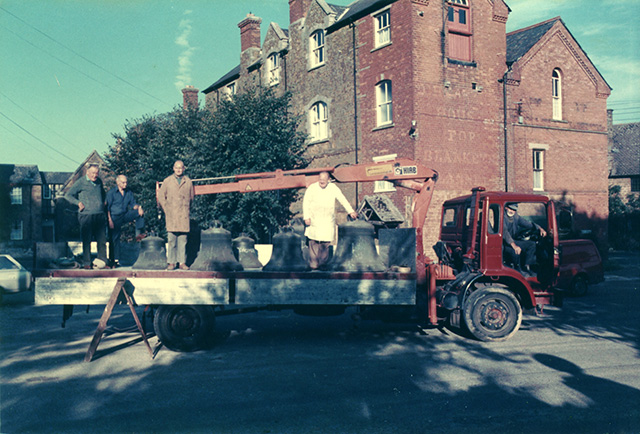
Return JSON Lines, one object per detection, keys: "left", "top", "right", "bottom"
{"left": 0, "top": 254, "right": 33, "bottom": 298}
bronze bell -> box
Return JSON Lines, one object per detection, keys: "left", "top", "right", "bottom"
{"left": 326, "top": 220, "right": 386, "bottom": 272}
{"left": 232, "top": 233, "right": 263, "bottom": 270}
{"left": 191, "top": 227, "right": 243, "bottom": 271}
{"left": 132, "top": 236, "right": 168, "bottom": 270}
{"left": 263, "top": 227, "right": 310, "bottom": 272}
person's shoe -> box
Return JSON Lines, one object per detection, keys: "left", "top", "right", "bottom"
{"left": 93, "top": 258, "right": 107, "bottom": 269}
{"left": 135, "top": 233, "right": 147, "bottom": 242}
{"left": 179, "top": 264, "right": 190, "bottom": 270}
{"left": 83, "top": 265, "right": 92, "bottom": 270}
{"left": 166, "top": 263, "right": 176, "bottom": 270}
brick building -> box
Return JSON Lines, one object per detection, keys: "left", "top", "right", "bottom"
{"left": 203, "top": 0, "right": 611, "bottom": 250}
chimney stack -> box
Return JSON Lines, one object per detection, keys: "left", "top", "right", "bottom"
{"left": 238, "top": 13, "right": 262, "bottom": 52}
{"left": 182, "top": 85, "right": 199, "bottom": 111}
{"left": 289, "top": 0, "right": 312, "bottom": 24}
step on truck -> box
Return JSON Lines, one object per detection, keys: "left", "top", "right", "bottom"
{"left": 34, "top": 157, "right": 562, "bottom": 355}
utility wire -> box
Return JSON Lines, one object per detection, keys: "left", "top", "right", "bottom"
{"left": 0, "top": 5, "right": 173, "bottom": 107}
{"left": 1, "top": 24, "right": 157, "bottom": 111}
{"left": 0, "top": 90, "right": 80, "bottom": 154}
{"left": 0, "top": 122, "right": 72, "bottom": 169}
{"left": 0, "top": 111, "right": 81, "bottom": 165}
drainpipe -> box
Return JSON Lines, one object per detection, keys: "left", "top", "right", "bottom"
{"left": 350, "top": 21, "right": 359, "bottom": 205}
{"left": 499, "top": 65, "right": 512, "bottom": 192}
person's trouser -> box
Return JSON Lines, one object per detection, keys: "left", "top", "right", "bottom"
{"left": 167, "top": 232, "right": 188, "bottom": 265}
{"left": 78, "top": 213, "right": 107, "bottom": 266}
{"left": 110, "top": 210, "right": 145, "bottom": 262}
{"left": 504, "top": 239, "right": 536, "bottom": 268}
{"left": 308, "top": 239, "right": 330, "bottom": 269}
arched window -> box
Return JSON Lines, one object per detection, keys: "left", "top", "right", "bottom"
{"left": 309, "top": 102, "right": 328, "bottom": 141}
{"left": 376, "top": 81, "right": 393, "bottom": 126}
{"left": 552, "top": 68, "right": 562, "bottom": 120}
{"left": 310, "top": 30, "right": 325, "bottom": 68}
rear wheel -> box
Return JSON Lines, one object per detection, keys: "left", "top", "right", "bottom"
{"left": 463, "top": 286, "right": 522, "bottom": 342}
{"left": 153, "top": 305, "right": 216, "bottom": 352}
{"left": 570, "top": 275, "right": 588, "bottom": 297}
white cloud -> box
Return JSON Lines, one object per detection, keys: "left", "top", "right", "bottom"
{"left": 174, "top": 10, "right": 197, "bottom": 91}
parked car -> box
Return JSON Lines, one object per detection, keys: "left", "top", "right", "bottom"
{"left": 557, "top": 239, "right": 604, "bottom": 296}
{"left": 0, "top": 254, "right": 33, "bottom": 302}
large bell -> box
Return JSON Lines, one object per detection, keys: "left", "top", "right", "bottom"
{"left": 232, "top": 233, "right": 263, "bottom": 270}
{"left": 263, "top": 227, "right": 310, "bottom": 272}
{"left": 191, "top": 227, "right": 243, "bottom": 271}
{"left": 326, "top": 220, "right": 386, "bottom": 272}
{"left": 132, "top": 236, "right": 168, "bottom": 270}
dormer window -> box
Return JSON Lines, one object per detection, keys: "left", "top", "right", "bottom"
{"left": 310, "top": 30, "right": 325, "bottom": 68}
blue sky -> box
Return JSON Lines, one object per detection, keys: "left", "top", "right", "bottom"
{"left": 1, "top": 0, "right": 638, "bottom": 173}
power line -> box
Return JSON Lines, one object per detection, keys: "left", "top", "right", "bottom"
{"left": 0, "top": 90, "right": 80, "bottom": 154}
{"left": 0, "top": 5, "right": 173, "bottom": 107}
{"left": 0, "top": 111, "right": 81, "bottom": 166}
{"left": 0, "top": 23, "right": 158, "bottom": 111}
{"left": 0, "top": 122, "right": 73, "bottom": 169}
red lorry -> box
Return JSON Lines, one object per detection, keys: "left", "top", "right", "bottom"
{"left": 35, "top": 157, "right": 562, "bottom": 356}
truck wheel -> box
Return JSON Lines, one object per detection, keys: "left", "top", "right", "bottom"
{"left": 463, "top": 287, "right": 522, "bottom": 342}
{"left": 570, "top": 275, "right": 588, "bottom": 297}
{"left": 153, "top": 305, "right": 216, "bottom": 352}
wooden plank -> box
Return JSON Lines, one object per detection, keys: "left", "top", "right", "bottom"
{"left": 235, "top": 278, "right": 415, "bottom": 305}
{"left": 84, "top": 278, "right": 126, "bottom": 362}
{"left": 35, "top": 277, "right": 229, "bottom": 305}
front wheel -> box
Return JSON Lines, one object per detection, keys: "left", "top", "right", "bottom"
{"left": 153, "top": 305, "right": 216, "bottom": 352}
{"left": 463, "top": 287, "right": 522, "bottom": 342}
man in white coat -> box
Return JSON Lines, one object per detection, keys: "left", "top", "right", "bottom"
{"left": 303, "top": 171, "right": 358, "bottom": 269}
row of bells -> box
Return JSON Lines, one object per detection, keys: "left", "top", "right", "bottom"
{"left": 132, "top": 220, "right": 386, "bottom": 272}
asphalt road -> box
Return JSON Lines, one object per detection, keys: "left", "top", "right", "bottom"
{"left": 1, "top": 251, "right": 639, "bottom": 434}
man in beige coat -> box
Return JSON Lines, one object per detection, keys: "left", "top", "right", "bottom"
{"left": 158, "top": 160, "right": 194, "bottom": 270}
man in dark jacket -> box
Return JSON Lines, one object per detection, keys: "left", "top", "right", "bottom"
{"left": 65, "top": 164, "right": 108, "bottom": 268}
{"left": 503, "top": 202, "right": 547, "bottom": 277}
{"left": 106, "top": 174, "right": 145, "bottom": 266}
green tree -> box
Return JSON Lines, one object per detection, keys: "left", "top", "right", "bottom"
{"left": 104, "top": 87, "right": 308, "bottom": 243}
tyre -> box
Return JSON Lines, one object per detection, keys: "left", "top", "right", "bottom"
{"left": 463, "top": 286, "right": 522, "bottom": 342}
{"left": 153, "top": 305, "right": 216, "bottom": 352}
{"left": 570, "top": 275, "right": 588, "bottom": 297}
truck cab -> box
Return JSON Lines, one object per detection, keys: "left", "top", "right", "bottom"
{"left": 435, "top": 188, "right": 561, "bottom": 341}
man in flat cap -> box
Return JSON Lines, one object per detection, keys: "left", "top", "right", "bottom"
{"left": 503, "top": 202, "right": 546, "bottom": 277}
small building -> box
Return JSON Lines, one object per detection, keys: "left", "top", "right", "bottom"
{"left": 609, "top": 122, "right": 640, "bottom": 198}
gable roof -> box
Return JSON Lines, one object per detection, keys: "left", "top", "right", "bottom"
{"left": 506, "top": 17, "right": 559, "bottom": 66}
{"left": 203, "top": 65, "right": 241, "bottom": 94}
{"left": 327, "top": 0, "right": 395, "bottom": 34}
{"left": 41, "top": 171, "right": 73, "bottom": 185}
{"left": 0, "top": 164, "right": 41, "bottom": 185}
{"left": 610, "top": 122, "right": 640, "bottom": 177}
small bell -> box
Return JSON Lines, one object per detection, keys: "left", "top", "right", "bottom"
{"left": 132, "top": 236, "right": 168, "bottom": 270}
{"left": 326, "top": 220, "right": 386, "bottom": 272}
{"left": 191, "top": 226, "right": 243, "bottom": 271}
{"left": 263, "top": 227, "right": 310, "bottom": 272}
{"left": 232, "top": 233, "right": 263, "bottom": 270}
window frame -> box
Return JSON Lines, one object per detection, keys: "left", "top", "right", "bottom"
{"left": 11, "top": 220, "right": 23, "bottom": 241}
{"left": 446, "top": 0, "right": 472, "bottom": 62}
{"left": 309, "top": 101, "right": 329, "bottom": 141}
{"left": 310, "top": 30, "right": 326, "bottom": 68}
{"left": 552, "top": 68, "right": 562, "bottom": 120}
{"left": 376, "top": 80, "right": 393, "bottom": 127}
{"left": 374, "top": 10, "right": 391, "bottom": 48}
{"left": 532, "top": 149, "right": 544, "bottom": 191}
{"left": 10, "top": 187, "right": 22, "bottom": 205}
{"left": 267, "top": 53, "right": 280, "bottom": 86}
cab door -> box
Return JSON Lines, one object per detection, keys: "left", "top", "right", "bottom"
{"left": 479, "top": 200, "right": 504, "bottom": 271}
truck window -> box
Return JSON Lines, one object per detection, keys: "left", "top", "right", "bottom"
{"left": 488, "top": 204, "right": 500, "bottom": 234}
{"left": 442, "top": 207, "right": 457, "bottom": 227}
{"left": 514, "top": 202, "right": 547, "bottom": 229}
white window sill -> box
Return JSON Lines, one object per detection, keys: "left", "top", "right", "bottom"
{"left": 371, "top": 41, "right": 392, "bottom": 53}
{"left": 373, "top": 123, "right": 395, "bottom": 131}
